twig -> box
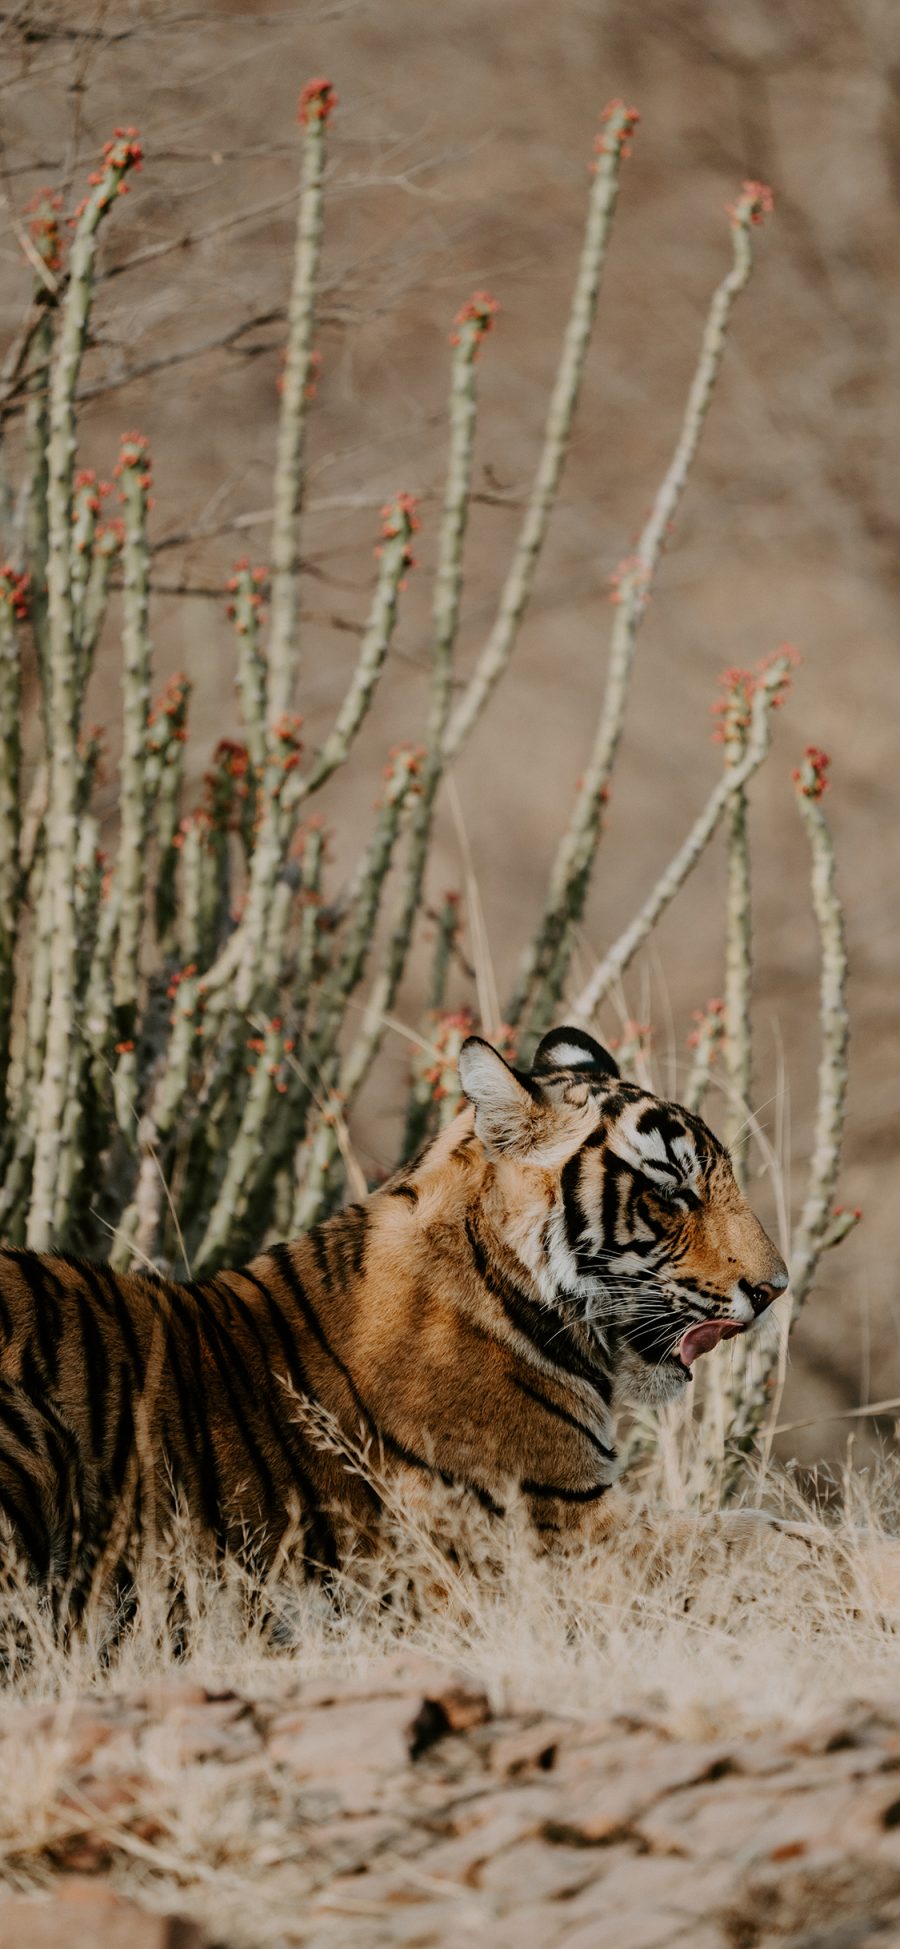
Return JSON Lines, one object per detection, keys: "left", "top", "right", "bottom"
{"left": 99, "top": 187, "right": 299, "bottom": 282}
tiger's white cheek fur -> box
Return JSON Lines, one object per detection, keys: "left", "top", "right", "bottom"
{"left": 612, "top": 1345, "right": 689, "bottom": 1408}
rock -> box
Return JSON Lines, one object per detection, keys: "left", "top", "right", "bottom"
{"left": 407, "top": 1680, "right": 492, "bottom": 1758}
{"left": 0, "top": 1882, "right": 205, "bottom": 1949}
{"left": 486, "top": 1718, "right": 570, "bottom": 1776}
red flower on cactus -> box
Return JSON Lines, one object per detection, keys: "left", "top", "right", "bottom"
{"left": 711, "top": 664, "right": 755, "bottom": 743}
{"left": 687, "top": 996, "right": 725, "bottom": 1051}
{"left": 226, "top": 557, "right": 269, "bottom": 625}
{"left": 95, "top": 516, "right": 125, "bottom": 554}
{"left": 792, "top": 745, "right": 830, "bottom": 799}
{"left": 376, "top": 493, "right": 420, "bottom": 576}
{"left": 103, "top": 127, "right": 144, "bottom": 172}
{"left": 71, "top": 127, "right": 143, "bottom": 223}
{"left": 382, "top": 490, "right": 420, "bottom": 535}
{"left": 712, "top": 646, "right": 797, "bottom": 743}
{"left": 72, "top": 469, "right": 110, "bottom": 528}
{"left": 114, "top": 430, "right": 153, "bottom": 501}
{"left": 202, "top": 738, "right": 253, "bottom": 831}
{"left": 382, "top": 743, "right": 425, "bottom": 802}
{"left": 148, "top": 673, "right": 191, "bottom": 751}
{"left": 758, "top": 642, "right": 800, "bottom": 701}
{"left": 727, "top": 180, "right": 774, "bottom": 229}
{"left": 607, "top": 552, "right": 650, "bottom": 608}
{"left": 423, "top": 1008, "right": 476, "bottom": 1099}
{"left": 450, "top": 290, "right": 500, "bottom": 355}
{"left": 166, "top": 962, "right": 198, "bottom": 1002}
{"left": 594, "top": 99, "right": 640, "bottom": 160}
{"left": 25, "top": 187, "right": 64, "bottom": 274}
{"left": 269, "top": 714, "right": 304, "bottom": 790}
{"left": 495, "top": 1022, "right": 519, "bottom": 1064}
{"left": 298, "top": 78, "right": 337, "bottom": 125}
{"left": 0, "top": 564, "right": 30, "bottom": 620}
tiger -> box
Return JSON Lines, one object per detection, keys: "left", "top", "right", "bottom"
{"left": 0, "top": 1025, "right": 789, "bottom": 1608}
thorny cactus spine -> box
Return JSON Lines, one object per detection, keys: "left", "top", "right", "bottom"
{"left": 0, "top": 95, "right": 857, "bottom": 1490}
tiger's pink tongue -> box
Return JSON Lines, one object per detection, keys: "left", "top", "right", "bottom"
{"left": 677, "top": 1320, "right": 742, "bottom": 1368}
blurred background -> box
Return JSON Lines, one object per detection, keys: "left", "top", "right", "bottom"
{"left": 1, "top": 0, "right": 898, "bottom": 1457}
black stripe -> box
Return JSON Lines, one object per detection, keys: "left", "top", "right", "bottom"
{"left": 229, "top": 1270, "right": 353, "bottom": 1562}
{"left": 636, "top": 1105, "right": 682, "bottom": 1147}
{"left": 464, "top": 1216, "right": 608, "bottom": 1397}
{"left": 388, "top": 1182, "right": 418, "bottom": 1204}
{"left": 109, "top": 1365, "right": 135, "bottom": 1490}
{"left": 195, "top": 1306, "right": 281, "bottom": 1515}
{"left": 588, "top": 1091, "right": 627, "bottom": 1124}
{"left": 0, "top": 1388, "right": 40, "bottom": 1454}
{"left": 343, "top": 1204, "right": 369, "bottom": 1280}
{"left": 511, "top": 1375, "right": 615, "bottom": 1460}
{"left": 522, "top": 1478, "right": 610, "bottom": 1503}
{"left": 78, "top": 1292, "right": 110, "bottom": 1460}
{"left": 559, "top": 1151, "right": 585, "bottom": 1256}
{"left": 5, "top": 1253, "right": 62, "bottom": 1384}
{"left": 272, "top": 1244, "right": 371, "bottom": 1419}
{"left": 81, "top": 1263, "right": 146, "bottom": 1382}
{"left": 207, "top": 1275, "right": 240, "bottom": 1328}
{"left": 464, "top": 1214, "right": 488, "bottom": 1281}
{"left": 271, "top": 1244, "right": 503, "bottom": 1512}
{"left": 309, "top": 1226, "right": 333, "bottom": 1295}
{"left": 20, "top": 1336, "right": 47, "bottom": 1402}
{"left": 176, "top": 1308, "right": 224, "bottom": 1532}
{"left": 39, "top": 1399, "right": 80, "bottom": 1496}
{"left": 600, "top": 1151, "right": 625, "bottom": 1254}
{"left": 0, "top": 1476, "right": 49, "bottom": 1570}
{"left": 0, "top": 1273, "right": 12, "bottom": 1342}
{"left": 236, "top": 1267, "right": 317, "bottom": 1398}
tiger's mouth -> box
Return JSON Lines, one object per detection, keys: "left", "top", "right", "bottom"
{"left": 675, "top": 1318, "right": 743, "bottom": 1373}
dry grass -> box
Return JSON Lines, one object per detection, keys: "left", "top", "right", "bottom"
{"left": 2, "top": 1442, "right": 899, "bottom": 1728}
{"left": 1, "top": 1442, "right": 899, "bottom": 1943}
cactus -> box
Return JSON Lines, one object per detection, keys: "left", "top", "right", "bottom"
{"left": 512, "top": 181, "right": 777, "bottom": 1042}
{"left": 0, "top": 104, "right": 855, "bottom": 1491}
{"left": 28, "top": 129, "right": 144, "bottom": 1251}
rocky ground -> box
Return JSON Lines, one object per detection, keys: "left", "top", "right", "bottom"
{"left": 3, "top": 1656, "right": 900, "bottom": 1947}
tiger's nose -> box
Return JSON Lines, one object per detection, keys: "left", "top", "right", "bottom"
{"left": 746, "top": 1266, "right": 789, "bottom": 1316}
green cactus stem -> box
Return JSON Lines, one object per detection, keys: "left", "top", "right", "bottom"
{"left": 511, "top": 181, "right": 775, "bottom": 1034}
{"left": 29, "top": 128, "right": 144, "bottom": 1250}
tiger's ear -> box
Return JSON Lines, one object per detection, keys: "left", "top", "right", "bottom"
{"left": 458, "top": 1036, "right": 540, "bottom": 1155}
{"left": 531, "top": 1026, "right": 620, "bottom": 1081}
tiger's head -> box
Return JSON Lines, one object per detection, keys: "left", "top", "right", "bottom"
{"left": 457, "top": 1025, "right": 788, "bottom": 1406}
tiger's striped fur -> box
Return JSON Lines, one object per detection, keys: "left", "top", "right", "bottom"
{"left": 0, "top": 1028, "right": 787, "bottom": 1600}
